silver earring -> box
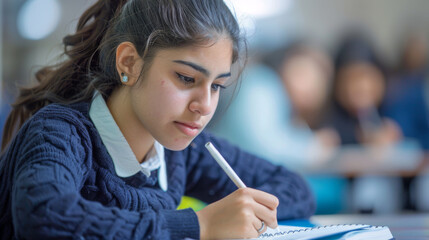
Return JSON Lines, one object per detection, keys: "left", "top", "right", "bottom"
{"left": 121, "top": 72, "right": 128, "bottom": 83}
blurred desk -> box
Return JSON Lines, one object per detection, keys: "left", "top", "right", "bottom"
{"left": 303, "top": 142, "right": 429, "bottom": 177}
{"left": 311, "top": 213, "right": 429, "bottom": 240}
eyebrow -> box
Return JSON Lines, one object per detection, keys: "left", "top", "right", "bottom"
{"left": 173, "top": 60, "right": 231, "bottom": 79}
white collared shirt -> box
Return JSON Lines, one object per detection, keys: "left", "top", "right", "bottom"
{"left": 89, "top": 92, "right": 167, "bottom": 191}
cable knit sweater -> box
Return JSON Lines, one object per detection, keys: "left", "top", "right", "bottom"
{"left": 0, "top": 102, "right": 315, "bottom": 239}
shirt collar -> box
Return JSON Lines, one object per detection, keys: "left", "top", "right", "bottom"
{"left": 89, "top": 91, "right": 167, "bottom": 191}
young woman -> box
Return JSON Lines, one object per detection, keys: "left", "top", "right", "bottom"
{"left": 0, "top": 0, "right": 315, "bottom": 239}
{"left": 327, "top": 33, "right": 401, "bottom": 146}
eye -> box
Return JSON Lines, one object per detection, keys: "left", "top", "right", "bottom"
{"left": 211, "top": 83, "right": 226, "bottom": 92}
{"left": 176, "top": 73, "right": 195, "bottom": 85}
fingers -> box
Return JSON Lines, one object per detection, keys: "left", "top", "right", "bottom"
{"left": 237, "top": 188, "right": 279, "bottom": 210}
{"left": 254, "top": 193, "right": 279, "bottom": 211}
{"left": 196, "top": 188, "right": 279, "bottom": 239}
{"left": 235, "top": 188, "right": 279, "bottom": 229}
{"left": 253, "top": 199, "right": 278, "bottom": 229}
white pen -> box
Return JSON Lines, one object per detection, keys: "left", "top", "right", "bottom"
{"left": 205, "top": 142, "right": 246, "bottom": 188}
{"left": 204, "top": 142, "right": 280, "bottom": 233}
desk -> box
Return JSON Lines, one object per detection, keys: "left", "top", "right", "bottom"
{"left": 302, "top": 143, "right": 428, "bottom": 177}
{"left": 311, "top": 213, "right": 429, "bottom": 240}
{"left": 301, "top": 145, "right": 429, "bottom": 214}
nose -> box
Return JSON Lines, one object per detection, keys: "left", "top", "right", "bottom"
{"left": 189, "top": 86, "right": 213, "bottom": 116}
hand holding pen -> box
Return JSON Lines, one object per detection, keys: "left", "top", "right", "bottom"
{"left": 194, "top": 142, "right": 279, "bottom": 240}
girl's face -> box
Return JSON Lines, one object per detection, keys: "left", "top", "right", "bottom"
{"left": 281, "top": 56, "right": 330, "bottom": 114}
{"left": 336, "top": 62, "right": 385, "bottom": 114}
{"left": 126, "top": 38, "right": 233, "bottom": 150}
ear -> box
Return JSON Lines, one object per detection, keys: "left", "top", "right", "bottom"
{"left": 116, "top": 42, "right": 143, "bottom": 86}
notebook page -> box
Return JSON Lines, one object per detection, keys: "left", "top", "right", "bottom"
{"left": 338, "top": 226, "right": 393, "bottom": 240}
{"left": 264, "top": 226, "right": 308, "bottom": 235}
{"left": 256, "top": 224, "right": 370, "bottom": 240}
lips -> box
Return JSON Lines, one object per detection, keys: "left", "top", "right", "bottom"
{"left": 174, "top": 121, "right": 202, "bottom": 137}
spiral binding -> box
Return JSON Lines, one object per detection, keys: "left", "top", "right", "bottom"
{"left": 259, "top": 224, "right": 377, "bottom": 238}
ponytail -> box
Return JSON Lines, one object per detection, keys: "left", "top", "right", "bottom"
{"left": 1, "top": 0, "right": 128, "bottom": 150}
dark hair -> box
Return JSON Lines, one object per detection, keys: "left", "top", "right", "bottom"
{"left": 2, "top": 0, "right": 245, "bottom": 150}
{"left": 331, "top": 32, "right": 387, "bottom": 102}
{"left": 334, "top": 32, "right": 385, "bottom": 77}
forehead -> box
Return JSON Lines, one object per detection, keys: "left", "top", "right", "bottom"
{"left": 153, "top": 38, "right": 233, "bottom": 72}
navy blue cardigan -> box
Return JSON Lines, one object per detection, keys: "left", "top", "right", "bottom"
{"left": 0, "top": 102, "right": 315, "bottom": 239}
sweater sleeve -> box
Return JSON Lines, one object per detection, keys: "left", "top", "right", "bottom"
{"left": 10, "top": 114, "right": 199, "bottom": 240}
{"left": 184, "top": 132, "right": 316, "bottom": 220}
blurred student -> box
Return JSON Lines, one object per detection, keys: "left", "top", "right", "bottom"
{"left": 328, "top": 34, "right": 401, "bottom": 146}
{"left": 383, "top": 31, "right": 429, "bottom": 212}
{"left": 277, "top": 44, "right": 347, "bottom": 214}
{"left": 383, "top": 31, "right": 429, "bottom": 150}
{"left": 327, "top": 33, "right": 406, "bottom": 214}
{"left": 278, "top": 43, "right": 339, "bottom": 149}
{"left": 396, "top": 31, "right": 428, "bottom": 75}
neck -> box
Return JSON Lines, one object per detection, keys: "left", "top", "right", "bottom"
{"left": 296, "top": 108, "right": 322, "bottom": 130}
{"left": 107, "top": 88, "right": 154, "bottom": 163}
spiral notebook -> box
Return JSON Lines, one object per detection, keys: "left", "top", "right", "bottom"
{"left": 253, "top": 224, "right": 394, "bottom": 240}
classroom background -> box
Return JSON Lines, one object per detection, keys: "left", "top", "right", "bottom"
{"left": 2, "top": 0, "right": 429, "bottom": 216}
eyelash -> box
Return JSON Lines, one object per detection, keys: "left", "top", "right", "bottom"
{"left": 176, "top": 73, "right": 194, "bottom": 85}
{"left": 211, "top": 83, "right": 226, "bottom": 92}
{"left": 176, "top": 73, "right": 226, "bottom": 92}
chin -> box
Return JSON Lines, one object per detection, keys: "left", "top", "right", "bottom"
{"left": 161, "top": 137, "right": 195, "bottom": 151}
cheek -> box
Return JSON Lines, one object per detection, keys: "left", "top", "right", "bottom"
{"left": 154, "top": 79, "right": 188, "bottom": 113}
